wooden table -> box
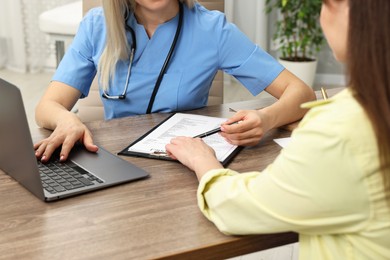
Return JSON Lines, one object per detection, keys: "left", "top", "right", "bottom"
{"left": 0, "top": 97, "right": 313, "bottom": 259}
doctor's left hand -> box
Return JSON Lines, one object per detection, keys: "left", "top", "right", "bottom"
{"left": 219, "top": 110, "right": 271, "bottom": 146}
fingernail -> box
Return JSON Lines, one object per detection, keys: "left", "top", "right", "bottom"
{"left": 41, "top": 155, "right": 46, "bottom": 161}
{"left": 60, "top": 155, "right": 65, "bottom": 161}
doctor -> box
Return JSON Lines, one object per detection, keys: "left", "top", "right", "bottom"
{"left": 35, "top": 0, "right": 315, "bottom": 162}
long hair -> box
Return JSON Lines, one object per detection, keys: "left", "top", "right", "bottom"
{"left": 347, "top": 0, "right": 390, "bottom": 200}
{"left": 98, "top": 0, "right": 196, "bottom": 91}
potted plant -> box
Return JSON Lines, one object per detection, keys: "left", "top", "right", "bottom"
{"left": 265, "top": 0, "right": 324, "bottom": 87}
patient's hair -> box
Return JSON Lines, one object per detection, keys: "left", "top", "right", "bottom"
{"left": 346, "top": 0, "right": 390, "bottom": 199}
{"left": 98, "top": 0, "right": 196, "bottom": 91}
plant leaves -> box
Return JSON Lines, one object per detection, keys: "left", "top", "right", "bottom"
{"left": 265, "top": 0, "right": 325, "bottom": 60}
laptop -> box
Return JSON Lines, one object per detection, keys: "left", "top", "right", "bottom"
{"left": 0, "top": 78, "right": 149, "bottom": 202}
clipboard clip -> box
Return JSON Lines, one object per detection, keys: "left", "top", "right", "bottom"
{"left": 150, "top": 149, "right": 168, "bottom": 156}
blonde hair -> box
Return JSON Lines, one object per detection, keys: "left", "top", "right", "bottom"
{"left": 99, "top": 0, "right": 196, "bottom": 91}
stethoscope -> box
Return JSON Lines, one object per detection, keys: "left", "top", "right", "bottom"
{"left": 102, "top": 2, "right": 184, "bottom": 114}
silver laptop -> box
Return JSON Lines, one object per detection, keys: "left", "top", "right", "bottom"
{"left": 0, "top": 78, "right": 149, "bottom": 202}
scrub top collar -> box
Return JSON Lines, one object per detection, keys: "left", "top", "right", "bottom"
{"left": 126, "top": 7, "right": 183, "bottom": 39}
{"left": 125, "top": 8, "right": 183, "bottom": 64}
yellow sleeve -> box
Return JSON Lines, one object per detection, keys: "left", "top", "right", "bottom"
{"left": 197, "top": 111, "right": 372, "bottom": 236}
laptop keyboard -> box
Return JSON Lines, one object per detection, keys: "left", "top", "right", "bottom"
{"left": 37, "top": 160, "right": 104, "bottom": 194}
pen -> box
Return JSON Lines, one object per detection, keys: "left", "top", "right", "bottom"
{"left": 321, "top": 87, "right": 328, "bottom": 100}
{"left": 193, "top": 121, "right": 240, "bottom": 138}
{"left": 193, "top": 127, "right": 222, "bottom": 138}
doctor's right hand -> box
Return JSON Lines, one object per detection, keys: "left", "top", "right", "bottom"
{"left": 34, "top": 115, "right": 98, "bottom": 163}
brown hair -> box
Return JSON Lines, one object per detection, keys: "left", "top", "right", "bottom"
{"left": 347, "top": 0, "right": 390, "bottom": 199}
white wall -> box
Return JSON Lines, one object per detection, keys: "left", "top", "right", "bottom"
{"left": 0, "top": 0, "right": 27, "bottom": 72}
{"left": 225, "top": 0, "right": 268, "bottom": 50}
{"left": 0, "top": 0, "right": 77, "bottom": 72}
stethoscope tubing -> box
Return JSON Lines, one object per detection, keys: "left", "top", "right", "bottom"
{"left": 146, "top": 2, "right": 183, "bottom": 114}
{"left": 102, "top": 2, "right": 184, "bottom": 115}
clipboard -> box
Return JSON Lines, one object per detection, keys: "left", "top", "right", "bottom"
{"left": 118, "top": 113, "right": 242, "bottom": 166}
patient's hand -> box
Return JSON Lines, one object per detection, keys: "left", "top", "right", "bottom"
{"left": 166, "top": 136, "right": 223, "bottom": 181}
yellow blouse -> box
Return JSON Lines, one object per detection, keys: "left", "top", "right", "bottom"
{"left": 197, "top": 89, "right": 390, "bottom": 259}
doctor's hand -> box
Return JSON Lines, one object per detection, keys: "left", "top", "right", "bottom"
{"left": 165, "top": 137, "right": 223, "bottom": 180}
{"left": 34, "top": 115, "right": 98, "bottom": 163}
{"left": 220, "top": 110, "right": 271, "bottom": 146}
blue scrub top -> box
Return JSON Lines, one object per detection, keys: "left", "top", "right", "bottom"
{"left": 53, "top": 3, "right": 284, "bottom": 119}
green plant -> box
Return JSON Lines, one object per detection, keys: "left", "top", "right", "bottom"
{"left": 266, "top": 0, "right": 324, "bottom": 62}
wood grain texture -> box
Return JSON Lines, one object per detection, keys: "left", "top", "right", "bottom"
{"left": 0, "top": 99, "right": 304, "bottom": 259}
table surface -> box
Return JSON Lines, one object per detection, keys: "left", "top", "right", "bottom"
{"left": 0, "top": 88, "right": 343, "bottom": 259}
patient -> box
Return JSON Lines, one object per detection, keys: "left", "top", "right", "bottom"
{"left": 166, "top": 0, "right": 390, "bottom": 258}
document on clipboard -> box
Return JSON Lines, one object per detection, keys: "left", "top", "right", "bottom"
{"left": 118, "top": 113, "right": 242, "bottom": 166}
